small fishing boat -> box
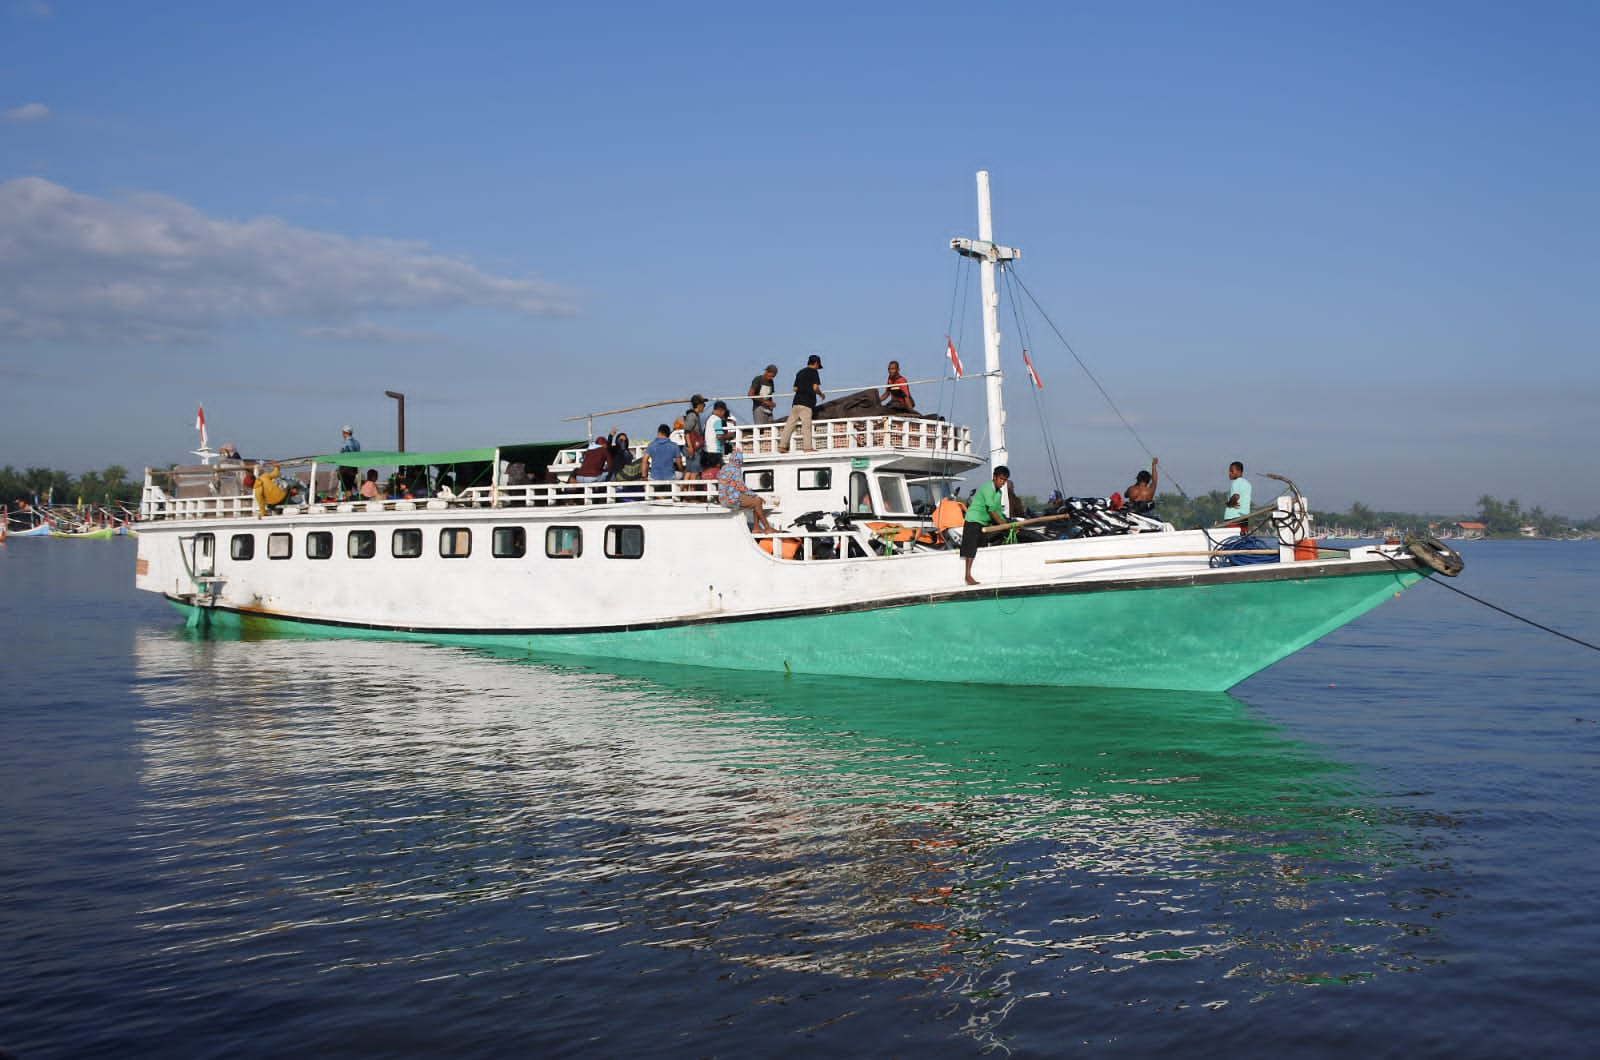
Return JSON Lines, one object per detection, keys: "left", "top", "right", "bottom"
{"left": 133, "top": 172, "right": 1462, "bottom": 691}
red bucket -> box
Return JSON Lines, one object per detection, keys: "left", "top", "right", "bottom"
{"left": 1294, "top": 539, "right": 1318, "bottom": 561}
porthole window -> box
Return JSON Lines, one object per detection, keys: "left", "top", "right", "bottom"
{"left": 392, "top": 528, "right": 423, "bottom": 558}
{"left": 267, "top": 532, "right": 292, "bottom": 559}
{"left": 747, "top": 469, "right": 774, "bottom": 492}
{"left": 604, "top": 525, "right": 644, "bottom": 559}
{"left": 798, "top": 468, "right": 832, "bottom": 490}
{"left": 348, "top": 530, "right": 376, "bottom": 559}
{"left": 545, "top": 526, "right": 582, "bottom": 558}
{"left": 230, "top": 534, "right": 254, "bottom": 561}
{"left": 493, "top": 526, "right": 526, "bottom": 558}
{"left": 307, "top": 531, "right": 333, "bottom": 559}
{"left": 439, "top": 527, "right": 471, "bottom": 558}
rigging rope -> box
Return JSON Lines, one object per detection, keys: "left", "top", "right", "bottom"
{"left": 1000, "top": 266, "right": 1066, "bottom": 498}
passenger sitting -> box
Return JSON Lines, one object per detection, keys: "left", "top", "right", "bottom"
{"left": 359, "top": 469, "right": 381, "bottom": 500}
{"left": 575, "top": 436, "right": 610, "bottom": 483}
{"left": 716, "top": 442, "right": 775, "bottom": 533}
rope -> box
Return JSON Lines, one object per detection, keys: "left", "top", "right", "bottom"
{"left": 1000, "top": 266, "right": 1067, "bottom": 498}
{"left": 1423, "top": 576, "right": 1600, "bottom": 653}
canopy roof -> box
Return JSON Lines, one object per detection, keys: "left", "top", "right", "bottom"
{"left": 287, "top": 441, "right": 586, "bottom": 469}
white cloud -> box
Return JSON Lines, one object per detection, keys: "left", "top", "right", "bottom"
{"left": 0, "top": 177, "right": 581, "bottom": 343}
{"left": 3, "top": 102, "right": 49, "bottom": 122}
{"left": 301, "top": 321, "right": 442, "bottom": 343}
{"left": 10, "top": 1, "right": 51, "bottom": 17}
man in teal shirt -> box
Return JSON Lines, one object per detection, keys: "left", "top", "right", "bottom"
{"left": 1223, "top": 461, "right": 1251, "bottom": 528}
{"left": 962, "top": 466, "right": 1011, "bottom": 585}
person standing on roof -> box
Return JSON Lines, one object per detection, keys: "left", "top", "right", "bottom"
{"left": 338, "top": 425, "right": 361, "bottom": 496}
{"left": 779, "top": 355, "right": 824, "bottom": 453}
{"left": 748, "top": 364, "right": 779, "bottom": 425}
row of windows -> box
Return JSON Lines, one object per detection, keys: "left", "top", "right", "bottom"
{"left": 210, "top": 525, "right": 645, "bottom": 562}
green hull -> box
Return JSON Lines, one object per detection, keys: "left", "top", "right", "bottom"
{"left": 169, "top": 563, "right": 1425, "bottom": 691}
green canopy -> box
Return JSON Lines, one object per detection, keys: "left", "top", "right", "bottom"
{"left": 291, "top": 440, "right": 586, "bottom": 471}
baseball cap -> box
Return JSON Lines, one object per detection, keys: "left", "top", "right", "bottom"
{"left": 807, "top": 355, "right": 823, "bottom": 368}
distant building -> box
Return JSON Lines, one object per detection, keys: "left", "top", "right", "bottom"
{"left": 1457, "top": 521, "right": 1487, "bottom": 539}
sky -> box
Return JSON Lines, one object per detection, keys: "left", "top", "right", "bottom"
{"left": 1, "top": 0, "right": 1596, "bottom": 517}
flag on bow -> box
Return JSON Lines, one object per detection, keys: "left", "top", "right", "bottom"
{"left": 195, "top": 405, "right": 207, "bottom": 449}
{"left": 945, "top": 336, "right": 964, "bottom": 379}
{"left": 1022, "top": 348, "right": 1043, "bottom": 389}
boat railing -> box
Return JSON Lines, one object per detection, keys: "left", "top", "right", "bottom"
{"left": 460, "top": 480, "right": 720, "bottom": 507}
{"left": 730, "top": 415, "right": 971, "bottom": 457}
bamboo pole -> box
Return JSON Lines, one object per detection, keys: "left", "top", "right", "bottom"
{"left": 1045, "top": 549, "right": 1283, "bottom": 564}
{"left": 981, "top": 513, "right": 1076, "bottom": 535}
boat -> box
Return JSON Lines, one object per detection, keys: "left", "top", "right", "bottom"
{"left": 51, "top": 526, "right": 115, "bottom": 540}
{"left": 133, "top": 172, "right": 1461, "bottom": 692}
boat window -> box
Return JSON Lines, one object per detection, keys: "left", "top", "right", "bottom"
{"left": 746, "top": 469, "right": 774, "bottom": 492}
{"left": 306, "top": 531, "right": 333, "bottom": 560}
{"left": 230, "top": 534, "right": 254, "bottom": 561}
{"left": 604, "top": 524, "right": 644, "bottom": 559}
{"left": 798, "top": 468, "right": 832, "bottom": 491}
{"left": 267, "top": 532, "right": 292, "bottom": 560}
{"left": 545, "top": 526, "right": 582, "bottom": 559}
{"left": 439, "top": 527, "right": 471, "bottom": 558}
{"left": 492, "top": 526, "right": 526, "bottom": 558}
{"left": 848, "top": 471, "right": 873, "bottom": 514}
{"left": 392, "top": 528, "right": 423, "bottom": 558}
{"left": 876, "top": 474, "right": 911, "bottom": 516}
{"left": 347, "top": 530, "right": 376, "bottom": 559}
{"left": 906, "top": 480, "right": 946, "bottom": 517}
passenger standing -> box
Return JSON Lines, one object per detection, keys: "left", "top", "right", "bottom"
{"left": 643, "top": 423, "right": 682, "bottom": 485}
{"left": 748, "top": 364, "right": 779, "bottom": 424}
{"left": 705, "top": 401, "right": 732, "bottom": 465}
{"left": 681, "top": 395, "right": 707, "bottom": 475}
{"left": 338, "top": 425, "right": 361, "bottom": 496}
{"left": 778, "top": 355, "right": 824, "bottom": 453}
{"left": 575, "top": 436, "right": 611, "bottom": 483}
{"left": 1223, "top": 460, "right": 1251, "bottom": 529}
{"left": 961, "top": 466, "right": 1011, "bottom": 586}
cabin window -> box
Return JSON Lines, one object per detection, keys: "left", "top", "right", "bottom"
{"left": 347, "top": 530, "right": 376, "bottom": 559}
{"left": 746, "top": 469, "right": 774, "bottom": 492}
{"left": 306, "top": 531, "right": 333, "bottom": 560}
{"left": 604, "top": 524, "right": 645, "bottom": 559}
{"left": 545, "top": 526, "right": 582, "bottom": 558}
{"left": 493, "top": 526, "right": 526, "bottom": 558}
{"left": 230, "top": 534, "right": 254, "bottom": 561}
{"left": 876, "top": 474, "right": 911, "bottom": 516}
{"left": 798, "top": 467, "right": 832, "bottom": 491}
{"left": 849, "top": 471, "right": 873, "bottom": 514}
{"left": 392, "top": 528, "right": 423, "bottom": 558}
{"left": 193, "top": 532, "right": 216, "bottom": 576}
{"left": 439, "top": 527, "right": 472, "bottom": 558}
{"left": 267, "top": 532, "right": 293, "bottom": 560}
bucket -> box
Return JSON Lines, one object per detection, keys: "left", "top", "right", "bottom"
{"left": 1294, "top": 539, "right": 1318, "bottom": 561}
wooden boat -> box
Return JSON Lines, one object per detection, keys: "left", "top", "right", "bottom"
{"left": 132, "top": 172, "right": 1460, "bottom": 691}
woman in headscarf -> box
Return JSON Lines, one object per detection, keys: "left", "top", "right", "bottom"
{"left": 715, "top": 441, "right": 774, "bottom": 533}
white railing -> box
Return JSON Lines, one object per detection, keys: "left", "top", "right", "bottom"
{"left": 733, "top": 415, "right": 971, "bottom": 456}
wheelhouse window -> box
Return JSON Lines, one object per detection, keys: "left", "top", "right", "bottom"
{"left": 267, "top": 532, "right": 293, "bottom": 559}
{"left": 849, "top": 471, "right": 873, "bottom": 514}
{"left": 306, "top": 531, "right": 333, "bottom": 560}
{"left": 348, "top": 530, "right": 376, "bottom": 559}
{"left": 798, "top": 467, "right": 832, "bottom": 491}
{"left": 492, "top": 526, "right": 526, "bottom": 558}
{"left": 439, "top": 527, "right": 471, "bottom": 558}
{"left": 545, "top": 526, "right": 582, "bottom": 558}
{"left": 876, "top": 474, "right": 911, "bottom": 516}
{"left": 230, "top": 534, "right": 254, "bottom": 561}
{"left": 392, "top": 528, "right": 423, "bottom": 558}
{"left": 194, "top": 532, "right": 216, "bottom": 576}
{"left": 604, "top": 525, "right": 644, "bottom": 559}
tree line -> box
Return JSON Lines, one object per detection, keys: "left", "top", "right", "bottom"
{"left": 1, "top": 465, "right": 143, "bottom": 509}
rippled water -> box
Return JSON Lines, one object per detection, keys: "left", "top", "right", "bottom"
{"left": 1, "top": 539, "right": 1596, "bottom": 1057}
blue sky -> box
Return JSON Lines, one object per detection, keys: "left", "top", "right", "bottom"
{"left": 2, "top": 0, "right": 1595, "bottom": 516}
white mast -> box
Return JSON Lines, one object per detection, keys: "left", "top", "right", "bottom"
{"left": 949, "top": 170, "right": 1021, "bottom": 470}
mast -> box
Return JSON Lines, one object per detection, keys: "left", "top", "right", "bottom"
{"left": 950, "top": 170, "right": 1021, "bottom": 470}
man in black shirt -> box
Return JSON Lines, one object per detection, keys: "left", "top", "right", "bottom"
{"left": 778, "top": 355, "right": 824, "bottom": 453}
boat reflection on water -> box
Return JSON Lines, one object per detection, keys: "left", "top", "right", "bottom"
{"left": 132, "top": 628, "right": 1458, "bottom": 1033}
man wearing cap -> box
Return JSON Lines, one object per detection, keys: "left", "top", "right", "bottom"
{"left": 779, "top": 355, "right": 824, "bottom": 453}
{"left": 338, "top": 425, "right": 361, "bottom": 496}
{"left": 575, "top": 436, "right": 611, "bottom": 483}
{"left": 747, "top": 364, "right": 779, "bottom": 425}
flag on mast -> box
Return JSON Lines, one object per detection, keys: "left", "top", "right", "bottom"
{"left": 945, "top": 336, "right": 964, "bottom": 379}
{"left": 1022, "top": 348, "right": 1043, "bottom": 389}
{"left": 195, "top": 405, "right": 207, "bottom": 449}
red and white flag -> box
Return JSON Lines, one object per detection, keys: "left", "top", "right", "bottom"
{"left": 1022, "top": 348, "right": 1043, "bottom": 389}
{"left": 195, "top": 404, "right": 207, "bottom": 449}
{"left": 945, "top": 336, "right": 964, "bottom": 379}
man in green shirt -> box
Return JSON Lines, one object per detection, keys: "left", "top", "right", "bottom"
{"left": 962, "top": 466, "right": 1011, "bottom": 585}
